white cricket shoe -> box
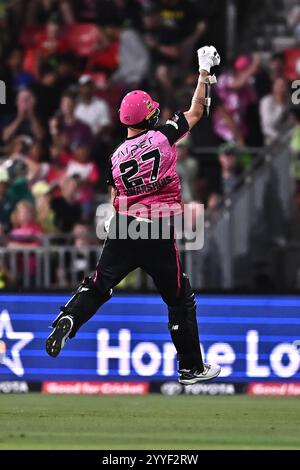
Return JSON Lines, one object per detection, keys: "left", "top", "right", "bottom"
{"left": 178, "top": 363, "right": 221, "bottom": 385}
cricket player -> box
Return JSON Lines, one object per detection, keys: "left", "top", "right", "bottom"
{"left": 46, "top": 46, "right": 221, "bottom": 385}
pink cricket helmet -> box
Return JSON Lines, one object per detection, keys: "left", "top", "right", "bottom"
{"left": 119, "top": 90, "right": 160, "bottom": 126}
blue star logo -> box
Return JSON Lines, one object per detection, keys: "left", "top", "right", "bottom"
{"left": 0, "top": 310, "right": 34, "bottom": 377}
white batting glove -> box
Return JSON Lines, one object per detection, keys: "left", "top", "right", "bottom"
{"left": 197, "top": 45, "right": 221, "bottom": 73}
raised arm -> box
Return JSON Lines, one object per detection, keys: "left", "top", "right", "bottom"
{"left": 184, "top": 46, "right": 221, "bottom": 130}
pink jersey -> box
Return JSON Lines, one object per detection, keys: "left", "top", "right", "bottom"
{"left": 108, "top": 112, "right": 189, "bottom": 218}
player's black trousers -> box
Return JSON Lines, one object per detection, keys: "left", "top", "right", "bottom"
{"left": 55, "top": 215, "right": 204, "bottom": 371}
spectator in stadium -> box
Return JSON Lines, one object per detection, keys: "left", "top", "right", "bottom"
{"left": 72, "top": 223, "right": 93, "bottom": 247}
{"left": 268, "top": 52, "right": 285, "bottom": 83}
{"left": 65, "top": 142, "right": 100, "bottom": 221}
{"left": 26, "top": 141, "right": 50, "bottom": 184}
{"left": 155, "top": 0, "right": 198, "bottom": 63}
{"left": 97, "top": 0, "right": 142, "bottom": 29}
{"left": 285, "top": 46, "right": 300, "bottom": 82}
{"left": 4, "top": 47, "right": 35, "bottom": 92}
{"left": 0, "top": 167, "right": 13, "bottom": 236}
{"left": 49, "top": 90, "right": 93, "bottom": 154}
{"left": 56, "top": 222, "right": 98, "bottom": 286}
{"left": 4, "top": 134, "right": 33, "bottom": 161}
{"left": 141, "top": 2, "right": 161, "bottom": 63}
{"left": 176, "top": 135, "right": 198, "bottom": 203}
{"left": 74, "top": 74, "right": 112, "bottom": 186}
{"left": 288, "top": 4, "right": 300, "bottom": 42}
{"left": 3, "top": 157, "right": 33, "bottom": 206}
{"left": 8, "top": 200, "right": 42, "bottom": 247}
{"left": 74, "top": 0, "right": 99, "bottom": 23}
{"left": 71, "top": 223, "right": 97, "bottom": 279}
{"left": 51, "top": 175, "right": 82, "bottom": 232}
{"left": 35, "top": 62, "right": 62, "bottom": 120}
{"left": 207, "top": 192, "right": 222, "bottom": 211}
{"left": 46, "top": 142, "right": 70, "bottom": 184}
{"left": 4, "top": 0, "right": 27, "bottom": 43}
{"left": 289, "top": 107, "right": 300, "bottom": 199}
{"left": 288, "top": 73, "right": 300, "bottom": 211}
{"left": 31, "top": 180, "right": 56, "bottom": 233}
{"left": 26, "top": 0, "right": 75, "bottom": 25}
{"left": 207, "top": 142, "right": 243, "bottom": 207}
{"left": 7, "top": 198, "right": 43, "bottom": 285}
{"left": 142, "top": 0, "right": 206, "bottom": 72}
{"left": 75, "top": 75, "right": 111, "bottom": 136}
{"left": 104, "top": 18, "right": 150, "bottom": 88}
{"left": 259, "top": 77, "right": 289, "bottom": 145}
{"left": 0, "top": 259, "right": 15, "bottom": 289}
{"left": 0, "top": 29, "right": 5, "bottom": 72}
{"left": 55, "top": 53, "right": 78, "bottom": 92}
{"left": 2, "top": 87, "right": 45, "bottom": 144}
{"left": 85, "top": 25, "right": 119, "bottom": 78}
{"left": 290, "top": 107, "right": 300, "bottom": 155}
{"left": 213, "top": 55, "right": 260, "bottom": 145}
{"left": 149, "top": 64, "right": 177, "bottom": 122}
{"left": 33, "top": 18, "right": 70, "bottom": 62}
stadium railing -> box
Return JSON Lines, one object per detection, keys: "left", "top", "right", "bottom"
{"left": 196, "top": 128, "right": 294, "bottom": 290}
{"left": 0, "top": 237, "right": 196, "bottom": 291}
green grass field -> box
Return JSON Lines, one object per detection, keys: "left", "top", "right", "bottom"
{"left": 0, "top": 394, "right": 299, "bottom": 450}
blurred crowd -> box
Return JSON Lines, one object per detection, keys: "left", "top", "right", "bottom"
{"left": 0, "top": 0, "right": 300, "bottom": 280}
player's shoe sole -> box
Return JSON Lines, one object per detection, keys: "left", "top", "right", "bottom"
{"left": 178, "top": 364, "right": 221, "bottom": 385}
{"left": 46, "top": 316, "right": 73, "bottom": 358}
